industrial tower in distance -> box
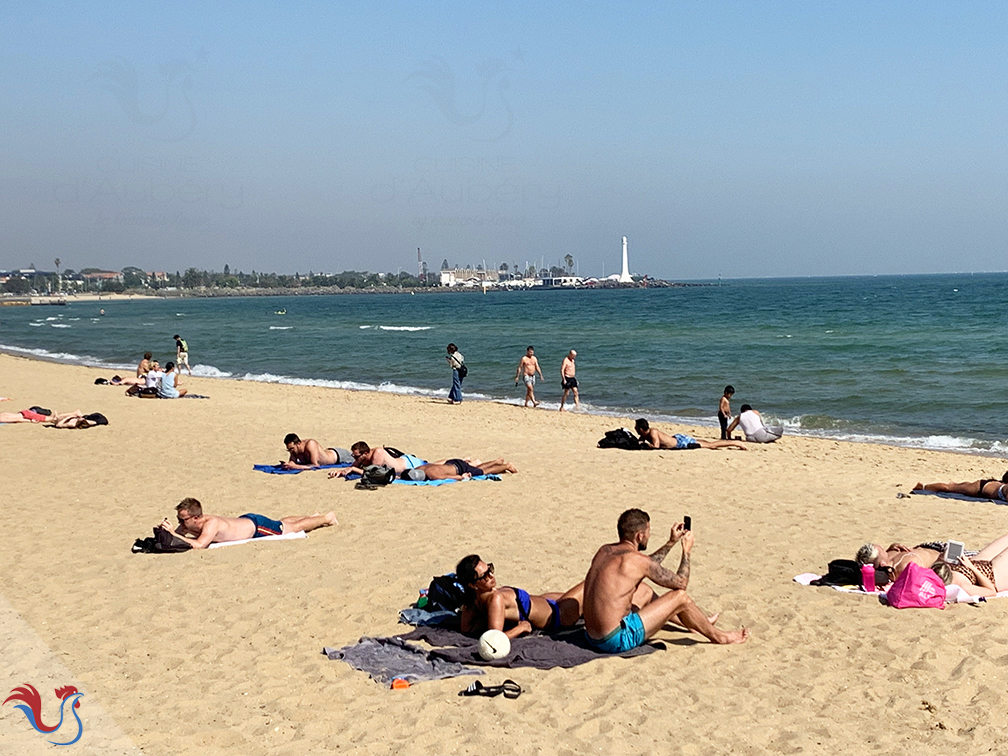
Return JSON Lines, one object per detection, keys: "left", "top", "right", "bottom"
{"left": 618, "top": 236, "right": 633, "bottom": 283}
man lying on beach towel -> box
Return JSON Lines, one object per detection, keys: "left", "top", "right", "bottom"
{"left": 582, "top": 509, "right": 749, "bottom": 651}
{"left": 326, "top": 441, "right": 426, "bottom": 478}
{"left": 281, "top": 433, "right": 353, "bottom": 470}
{"left": 634, "top": 419, "right": 747, "bottom": 451}
{"left": 157, "top": 497, "right": 338, "bottom": 549}
{"left": 398, "top": 458, "right": 518, "bottom": 481}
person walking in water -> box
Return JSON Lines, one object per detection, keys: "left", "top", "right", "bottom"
{"left": 514, "top": 346, "right": 544, "bottom": 408}
{"left": 559, "top": 350, "right": 579, "bottom": 411}
{"left": 173, "top": 335, "right": 192, "bottom": 376}
{"left": 446, "top": 343, "right": 464, "bottom": 404}
{"left": 718, "top": 385, "right": 735, "bottom": 440}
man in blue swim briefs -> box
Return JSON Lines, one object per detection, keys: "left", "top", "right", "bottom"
{"left": 635, "top": 418, "right": 747, "bottom": 451}
{"left": 158, "top": 497, "right": 338, "bottom": 549}
{"left": 456, "top": 554, "right": 584, "bottom": 639}
{"left": 582, "top": 509, "right": 749, "bottom": 652}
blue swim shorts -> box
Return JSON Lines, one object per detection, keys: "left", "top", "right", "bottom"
{"left": 586, "top": 612, "right": 646, "bottom": 653}
{"left": 673, "top": 433, "right": 697, "bottom": 449}
{"left": 240, "top": 513, "right": 283, "bottom": 538}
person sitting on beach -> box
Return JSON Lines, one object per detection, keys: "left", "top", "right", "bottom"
{"left": 726, "top": 404, "right": 783, "bottom": 443}
{"left": 137, "top": 351, "right": 152, "bottom": 378}
{"left": 582, "top": 509, "right": 749, "bottom": 652}
{"left": 930, "top": 533, "right": 1008, "bottom": 597}
{"left": 157, "top": 361, "right": 188, "bottom": 399}
{"left": 128, "top": 360, "right": 164, "bottom": 396}
{"left": 157, "top": 497, "right": 338, "bottom": 549}
{"left": 399, "top": 457, "right": 518, "bottom": 481}
{"left": 912, "top": 473, "right": 1008, "bottom": 503}
{"left": 282, "top": 433, "right": 353, "bottom": 470}
{"left": 326, "top": 442, "right": 426, "bottom": 478}
{"left": 635, "top": 418, "right": 746, "bottom": 451}
{"left": 455, "top": 554, "right": 583, "bottom": 639}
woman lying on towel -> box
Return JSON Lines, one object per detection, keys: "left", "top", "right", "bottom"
{"left": 456, "top": 554, "right": 583, "bottom": 640}
{"left": 929, "top": 533, "right": 1008, "bottom": 597}
{"left": 912, "top": 473, "right": 1008, "bottom": 503}
{"left": 855, "top": 541, "right": 948, "bottom": 582}
{"left": 48, "top": 410, "right": 108, "bottom": 429}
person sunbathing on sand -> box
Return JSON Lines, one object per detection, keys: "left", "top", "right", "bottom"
{"left": 399, "top": 458, "right": 518, "bottom": 481}
{"left": 582, "top": 509, "right": 749, "bottom": 652}
{"left": 635, "top": 418, "right": 746, "bottom": 451}
{"left": 326, "top": 441, "right": 426, "bottom": 478}
{"left": 855, "top": 541, "right": 948, "bottom": 582}
{"left": 927, "top": 533, "right": 1008, "bottom": 597}
{"left": 912, "top": 473, "right": 1008, "bottom": 503}
{"left": 48, "top": 410, "right": 108, "bottom": 429}
{"left": 282, "top": 433, "right": 353, "bottom": 469}
{"left": 455, "top": 554, "right": 583, "bottom": 639}
{"left": 157, "top": 497, "right": 337, "bottom": 549}
{"left": 0, "top": 408, "right": 53, "bottom": 423}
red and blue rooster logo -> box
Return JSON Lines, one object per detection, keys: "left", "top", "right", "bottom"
{"left": 3, "top": 683, "right": 84, "bottom": 745}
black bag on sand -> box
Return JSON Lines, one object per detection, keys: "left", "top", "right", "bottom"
{"left": 132, "top": 527, "right": 193, "bottom": 554}
{"left": 355, "top": 465, "right": 396, "bottom": 489}
{"left": 597, "top": 428, "right": 642, "bottom": 450}
{"left": 811, "top": 559, "right": 862, "bottom": 586}
{"left": 427, "top": 574, "right": 467, "bottom": 612}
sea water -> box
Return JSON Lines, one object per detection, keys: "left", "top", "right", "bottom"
{"left": 2, "top": 273, "right": 1005, "bottom": 455}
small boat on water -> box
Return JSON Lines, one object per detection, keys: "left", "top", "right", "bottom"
{"left": 275, "top": 308, "right": 287, "bottom": 315}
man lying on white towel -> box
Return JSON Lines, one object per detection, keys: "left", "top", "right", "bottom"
{"left": 158, "top": 497, "right": 338, "bottom": 549}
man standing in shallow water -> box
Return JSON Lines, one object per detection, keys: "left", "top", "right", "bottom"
{"left": 582, "top": 508, "right": 749, "bottom": 652}
{"left": 559, "top": 349, "right": 579, "bottom": 411}
{"left": 514, "top": 346, "right": 544, "bottom": 408}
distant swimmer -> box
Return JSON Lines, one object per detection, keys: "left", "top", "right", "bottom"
{"left": 635, "top": 418, "right": 746, "bottom": 451}
{"left": 559, "top": 349, "right": 579, "bottom": 411}
{"left": 514, "top": 345, "right": 544, "bottom": 408}
{"left": 173, "top": 334, "right": 192, "bottom": 375}
{"left": 282, "top": 433, "right": 353, "bottom": 470}
{"left": 158, "top": 497, "right": 337, "bottom": 548}
{"left": 726, "top": 404, "right": 783, "bottom": 443}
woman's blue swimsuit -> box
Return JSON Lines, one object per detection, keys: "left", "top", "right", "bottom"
{"left": 510, "top": 587, "right": 561, "bottom": 631}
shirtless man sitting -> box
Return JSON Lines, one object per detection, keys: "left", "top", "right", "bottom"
{"left": 281, "top": 433, "right": 353, "bottom": 470}
{"left": 635, "top": 418, "right": 746, "bottom": 451}
{"left": 399, "top": 457, "right": 518, "bottom": 481}
{"left": 326, "top": 441, "right": 426, "bottom": 479}
{"left": 456, "top": 554, "right": 582, "bottom": 639}
{"left": 157, "top": 497, "right": 338, "bottom": 549}
{"left": 582, "top": 508, "right": 749, "bottom": 652}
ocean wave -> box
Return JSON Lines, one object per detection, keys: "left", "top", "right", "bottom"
{"left": 191, "top": 365, "right": 233, "bottom": 378}
{"left": 0, "top": 343, "right": 132, "bottom": 371}
{"left": 358, "top": 325, "right": 433, "bottom": 331}
{"left": 269, "top": 326, "right": 293, "bottom": 330}
{"left": 50, "top": 324, "right": 71, "bottom": 329}
{"left": 45, "top": 316, "right": 60, "bottom": 321}
{"left": 29, "top": 322, "right": 44, "bottom": 327}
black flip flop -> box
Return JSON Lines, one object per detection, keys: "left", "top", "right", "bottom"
{"left": 459, "top": 679, "right": 522, "bottom": 698}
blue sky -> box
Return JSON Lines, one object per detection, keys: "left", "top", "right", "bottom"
{"left": 1, "top": 1, "right": 1005, "bottom": 279}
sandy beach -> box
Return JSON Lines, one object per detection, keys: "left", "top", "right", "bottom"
{"left": 1, "top": 351, "right": 1006, "bottom": 756}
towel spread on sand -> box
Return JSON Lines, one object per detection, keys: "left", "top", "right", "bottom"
{"left": 793, "top": 572, "right": 1008, "bottom": 605}
{"left": 902, "top": 489, "right": 1004, "bottom": 504}
{"left": 342, "top": 472, "right": 502, "bottom": 486}
{"left": 253, "top": 463, "right": 350, "bottom": 474}
{"left": 323, "top": 636, "right": 483, "bottom": 685}
{"left": 398, "top": 625, "right": 663, "bottom": 669}
{"left": 208, "top": 531, "right": 308, "bottom": 548}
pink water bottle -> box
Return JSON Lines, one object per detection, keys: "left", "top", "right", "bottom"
{"left": 861, "top": 564, "right": 876, "bottom": 593}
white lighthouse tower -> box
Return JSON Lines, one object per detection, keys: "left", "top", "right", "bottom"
{"left": 617, "top": 236, "right": 633, "bottom": 283}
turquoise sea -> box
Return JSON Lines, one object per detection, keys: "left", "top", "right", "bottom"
{"left": 2, "top": 273, "right": 1005, "bottom": 455}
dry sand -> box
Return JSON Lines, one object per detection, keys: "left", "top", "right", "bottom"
{"left": 1, "top": 351, "right": 1006, "bottom": 755}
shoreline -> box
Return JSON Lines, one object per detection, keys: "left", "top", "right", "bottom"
{"left": 1, "top": 342, "right": 1003, "bottom": 459}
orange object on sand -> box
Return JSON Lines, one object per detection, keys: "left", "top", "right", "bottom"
{"left": 391, "top": 678, "right": 410, "bottom": 690}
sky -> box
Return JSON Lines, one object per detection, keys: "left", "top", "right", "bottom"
{"left": 1, "top": 1, "right": 1005, "bottom": 280}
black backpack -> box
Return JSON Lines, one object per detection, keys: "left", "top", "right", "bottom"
{"left": 132, "top": 527, "right": 193, "bottom": 554}
{"left": 457, "top": 363, "right": 468, "bottom": 380}
{"left": 810, "top": 559, "right": 863, "bottom": 586}
{"left": 597, "top": 428, "right": 642, "bottom": 450}
{"left": 426, "top": 574, "right": 467, "bottom": 612}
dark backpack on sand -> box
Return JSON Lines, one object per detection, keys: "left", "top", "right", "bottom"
{"left": 355, "top": 464, "right": 396, "bottom": 489}
{"left": 132, "top": 527, "right": 193, "bottom": 554}
{"left": 426, "top": 574, "right": 467, "bottom": 612}
{"left": 597, "top": 428, "right": 642, "bottom": 450}
{"left": 811, "top": 559, "right": 863, "bottom": 586}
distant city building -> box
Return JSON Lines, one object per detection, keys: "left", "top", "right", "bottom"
{"left": 439, "top": 267, "right": 499, "bottom": 287}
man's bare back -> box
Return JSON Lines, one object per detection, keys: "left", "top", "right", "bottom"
{"left": 583, "top": 542, "right": 658, "bottom": 638}
{"left": 175, "top": 514, "right": 256, "bottom": 544}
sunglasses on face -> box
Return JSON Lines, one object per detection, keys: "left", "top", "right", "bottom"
{"left": 475, "top": 563, "right": 494, "bottom": 582}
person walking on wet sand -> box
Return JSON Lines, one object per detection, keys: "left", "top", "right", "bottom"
{"left": 514, "top": 346, "right": 544, "bottom": 408}
{"left": 559, "top": 349, "right": 579, "bottom": 411}
{"left": 174, "top": 335, "right": 191, "bottom": 376}
{"left": 446, "top": 343, "right": 464, "bottom": 404}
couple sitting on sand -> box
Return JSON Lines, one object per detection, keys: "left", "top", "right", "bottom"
{"left": 857, "top": 531, "right": 1008, "bottom": 597}
{"left": 458, "top": 508, "right": 749, "bottom": 652}
{"left": 326, "top": 441, "right": 518, "bottom": 481}
{"left": 156, "top": 497, "right": 338, "bottom": 548}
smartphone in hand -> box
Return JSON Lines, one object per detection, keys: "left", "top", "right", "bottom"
{"left": 683, "top": 516, "right": 691, "bottom": 531}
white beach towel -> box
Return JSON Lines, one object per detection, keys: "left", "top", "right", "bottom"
{"left": 794, "top": 573, "right": 1008, "bottom": 605}
{"left": 208, "top": 531, "right": 308, "bottom": 549}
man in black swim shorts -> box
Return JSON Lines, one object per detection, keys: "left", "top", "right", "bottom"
{"left": 399, "top": 457, "right": 519, "bottom": 481}
{"left": 559, "top": 349, "right": 580, "bottom": 411}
